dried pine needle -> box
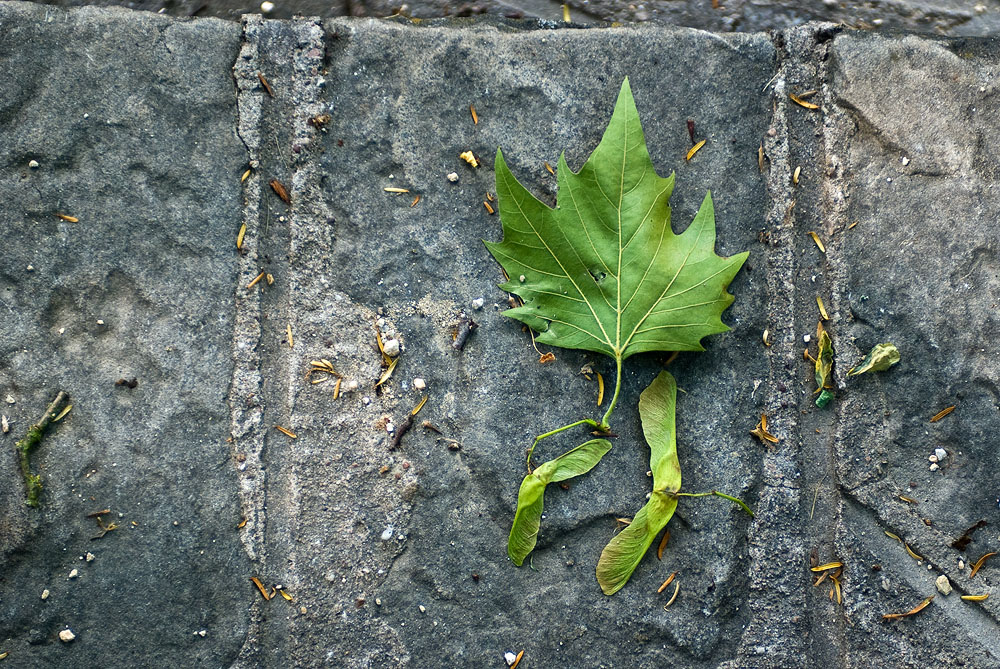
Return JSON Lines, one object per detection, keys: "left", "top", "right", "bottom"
{"left": 656, "top": 530, "right": 670, "bottom": 560}
{"left": 375, "top": 358, "right": 399, "bottom": 388}
{"left": 469, "top": 104, "right": 478, "bottom": 125}
{"left": 970, "top": 552, "right": 997, "bottom": 578}
{"left": 287, "top": 323, "right": 294, "bottom": 349}
{"left": 333, "top": 377, "right": 342, "bottom": 400}
{"left": 257, "top": 72, "right": 274, "bottom": 97}
{"left": 657, "top": 571, "right": 678, "bottom": 593}
{"left": 596, "top": 372, "right": 605, "bottom": 406}
{"left": 810, "top": 562, "right": 843, "bottom": 572}
{"left": 279, "top": 589, "right": 294, "bottom": 601}
{"left": 793, "top": 165, "right": 801, "bottom": 185}
{"left": 274, "top": 425, "right": 297, "bottom": 439}
{"left": 410, "top": 195, "right": 421, "bottom": 207}
{"left": 961, "top": 594, "right": 989, "bottom": 601}
{"left": 848, "top": 221, "right": 859, "bottom": 230}
{"left": 56, "top": 214, "right": 79, "bottom": 223}
{"left": 241, "top": 168, "right": 252, "bottom": 183}
{"left": 750, "top": 413, "right": 779, "bottom": 444}
{"left": 903, "top": 543, "right": 923, "bottom": 561}
{"left": 486, "top": 192, "right": 495, "bottom": 202}
{"left": 816, "top": 296, "right": 829, "bottom": 321}
{"left": 251, "top": 577, "right": 270, "bottom": 600}
{"left": 762, "top": 329, "right": 771, "bottom": 347}
{"left": 411, "top": 395, "right": 428, "bottom": 416}
{"left": 663, "top": 581, "right": 680, "bottom": 608}
{"left": 898, "top": 496, "right": 918, "bottom": 504}
{"left": 237, "top": 223, "right": 247, "bottom": 251}
{"left": 686, "top": 139, "right": 706, "bottom": 161}
{"left": 813, "top": 571, "right": 828, "bottom": 587}
{"left": 238, "top": 517, "right": 248, "bottom": 529}
{"left": 789, "top": 93, "right": 819, "bottom": 110}
{"left": 544, "top": 161, "right": 555, "bottom": 175}
{"left": 246, "top": 271, "right": 266, "bottom": 290}
{"left": 384, "top": 187, "right": 410, "bottom": 193}
{"left": 757, "top": 143, "right": 765, "bottom": 173}
{"left": 562, "top": 3, "right": 570, "bottom": 21}
{"left": 52, "top": 404, "right": 72, "bottom": 422}
{"left": 883, "top": 596, "right": 933, "bottom": 620}
{"left": 930, "top": 405, "right": 955, "bottom": 422}
{"left": 483, "top": 201, "right": 495, "bottom": 214}
{"left": 511, "top": 650, "right": 524, "bottom": 669}
{"left": 807, "top": 231, "right": 826, "bottom": 253}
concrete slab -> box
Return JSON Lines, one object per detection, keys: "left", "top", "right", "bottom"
{"left": 2, "top": 5, "right": 1000, "bottom": 668}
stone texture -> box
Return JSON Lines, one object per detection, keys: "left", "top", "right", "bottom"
{"left": 0, "top": 3, "right": 248, "bottom": 666}
{"left": 3, "top": 5, "right": 1000, "bottom": 668}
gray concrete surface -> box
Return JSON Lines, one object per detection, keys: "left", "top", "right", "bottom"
{"left": 18, "top": 0, "right": 1000, "bottom": 37}
{"left": 2, "top": 3, "right": 1000, "bottom": 667}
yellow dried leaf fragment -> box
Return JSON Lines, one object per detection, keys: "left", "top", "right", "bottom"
{"left": 460, "top": 151, "right": 479, "bottom": 168}
{"left": 789, "top": 93, "right": 819, "bottom": 110}
{"left": 686, "top": 139, "right": 706, "bottom": 161}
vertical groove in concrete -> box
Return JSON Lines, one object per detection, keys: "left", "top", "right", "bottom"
{"left": 229, "top": 13, "right": 268, "bottom": 667}
{"left": 731, "top": 26, "right": 808, "bottom": 669}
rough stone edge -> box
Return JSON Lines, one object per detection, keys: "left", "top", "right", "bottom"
{"left": 229, "top": 13, "right": 268, "bottom": 668}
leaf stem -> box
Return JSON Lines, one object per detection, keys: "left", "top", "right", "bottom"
{"left": 674, "top": 490, "right": 755, "bottom": 518}
{"left": 599, "top": 356, "right": 623, "bottom": 429}
{"left": 526, "top": 418, "right": 602, "bottom": 469}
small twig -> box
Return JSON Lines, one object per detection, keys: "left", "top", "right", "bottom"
{"left": 453, "top": 318, "right": 478, "bottom": 351}
{"left": 15, "top": 391, "right": 69, "bottom": 507}
{"left": 389, "top": 415, "right": 413, "bottom": 451}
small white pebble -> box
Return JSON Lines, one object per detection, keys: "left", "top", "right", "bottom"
{"left": 901, "top": 156, "right": 910, "bottom": 166}
{"left": 519, "top": 275, "right": 526, "bottom": 283}
{"left": 344, "top": 380, "right": 359, "bottom": 392}
{"left": 68, "top": 569, "right": 78, "bottom": 579}
{"left": 446, "top": 172, "right": 459, "bottom": 182}
{"left": 260, "top": 1, "right": 275, "bottom": 12}
{"left": 26, "top": 265, "right": 33, "bottom": 272}
{"left": 173, "top": 520, "right": 179, "bottom": 526}
{"left": 377, "top": 318, "right": 386, "bottom": 328}
{"left": 375, "top": 597, "right": 382, "bottom": 606}
{"left": 935, "top": 448, "right": 947, "bottom": 461}
{"left": 41, "top": 589, "right": 50, "bottom": 600}
{"left": 471, "top": 298, "right": 484, "bottom": 310}
{"left": 646, "top": 470, "right": 652, "bottom": 477}
{"left": 383, "top": 338, "right": 401, "bottom": 357}
{"left": 58, "top": 327, "right": 65, "bottom": 335}
{"left": 386, "top": 423, "right": 395, "bottom": 434}
{"left": 803, "top": 334, "right": 811, "bottom": 343}
{"left": 413, "top": 378, "right": 426, "bottom": 390}
{"left": 1, "top": 415, "right": 8, "bottom": 433}
{"left": 362, "top": 396, "right": 371, "bottom": 406}
{"left": 505, "top": 652, "right": 517, "bottom": 666}
{"left": 380, "top": 527, "right": 393, "bottom": 541}
{"left": 975, "top": 3, "right": 986, "bottom": 13}
{"left": 198, "top": 629, "right": 207, "bottom": 637}
{"left": 929, "top": 463, "right": 940, "bottom": 471}
{"left": 959, "top": 559, "right": 966, "bottom": 570}
{"left": 97, "top": 319, "right": 105, "bottom": 325}
{"left": 28, "top": 159, "right": 39, "bottom": 169}
{"left": 85, "top": 553, "right": 95, "bottom": 562}
{"left": 928, "top": 455, "right": 938, "bottom": 463}
{"left": 936, "top": 574, "right": 952, "bottom": 595}
{"left": 418, "top": 604, "right": 426, "bottom": 613}
{"left": 59, "top": 629, "right": 75, "bottom": 643}
{"left": 5, "top": 395, "right": 14, "bottom": 405}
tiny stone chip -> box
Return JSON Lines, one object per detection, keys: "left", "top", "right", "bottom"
{"left": 382, "top": 338, "right": 401, "bottom": 357}
{"left": 936, "top": 574, "right": 952, "bottom": 595}
{"left": 68, "top": 569, "right": 78, "bottom": 579}
{"left": 446, "top": 172, "right": 459, "bottom": 182}
{"left": 935, "top": 448, "right": 947, "bottom": 461}
{"left": 1, "top": 415, "right": 8, "bottom": 433}
{"left": 85, "top": 553, "right": 95, "bottom": 562}
{"left": 413, "top": 378, "right": 426, "bottom": 390}
{"left": 41, "top": 589, "right": 50, "bottom": 600}
{"left": 59, "top": 629, "right": 75, "bottom": 643}
{"left": 418, "top": 604, "right": 426, "bottom": 613}
{"left": 29, "top": 159, "right": 39, "bottom": 168}
{"left": 380, "top": 527, "right": 394, "bottom": 541}
{"left": 505, "top": 652, "right": 517, "bottom": 666}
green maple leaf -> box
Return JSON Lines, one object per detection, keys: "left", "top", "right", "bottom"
{"left": 489, "top": 78, "right": 749, "bottom": 591}
{"left": 485, "top": 78, "right": 748, "bottom": 366}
